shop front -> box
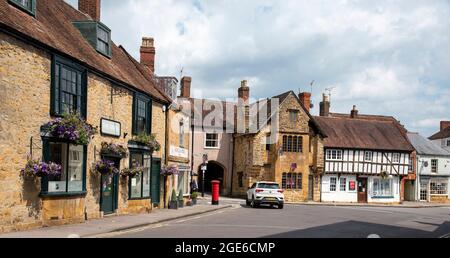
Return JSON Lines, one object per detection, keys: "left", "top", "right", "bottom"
{"left": 322, "top": 174, "right": 401, "bottom": 203}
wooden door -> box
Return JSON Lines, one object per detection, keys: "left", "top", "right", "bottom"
{"left": 100, "top": 159, "right": 119, "bottom": 214}
{"left": 357, "top": 177, "right": 368, "bottom": 203}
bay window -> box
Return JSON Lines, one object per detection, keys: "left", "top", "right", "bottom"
{"left": 42, "top": 141, "right": 86, "bottom": 195}
{"left": 372, "top": 178, "right": 393, "bottom": 197}
{"left": 430, "top": 179, "right": 448, "bottom": 195}
{"left": 129, "top": 152, "right": 151, "bottom": 199}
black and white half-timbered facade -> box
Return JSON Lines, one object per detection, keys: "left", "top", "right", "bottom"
{"left": 315, "top": 102, "right": 414, "bottom": 203}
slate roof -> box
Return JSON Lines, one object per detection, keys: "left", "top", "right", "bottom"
{"left": 314, "top": 115, "right": 413, "bottom": 151}
{"left": 0, "top": 0, "right": 170, "bottom": 103}
{"left": 429, "top": 127, "right": 450, "bottom": 140}
{"left": 407, "top": 133, "right": 450, "bottom": 156}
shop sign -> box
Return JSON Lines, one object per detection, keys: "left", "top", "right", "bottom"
{"left": 101, "top": 118, "right": 121, "bottom": 137}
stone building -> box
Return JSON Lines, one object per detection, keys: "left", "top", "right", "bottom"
{"left": 0, "top": 0, "right": 171, "bottom": 233}
{"left": 232, "top": 82, "right": 326, "bottom": 203}
{"left": 158, "top": 76, "right": 192, "bottom": 207}
{"left": 429, "top": 121, "right": 450, "bottom": 153}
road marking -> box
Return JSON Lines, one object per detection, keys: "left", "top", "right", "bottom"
{"left": 367, "top": 234, "right": 381, "bottom": 238}
{"left": 67, "top": 234, "right": 80, "bottom": 238}
{"left": 332, "top": 206, "right": 397, "bottom": 214}
{"left": 439, "top": 233, "right": 450, "bottom": 238}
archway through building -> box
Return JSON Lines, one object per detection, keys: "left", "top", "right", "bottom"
{"left": 198, "top": 161, "right": 225, "bottom": 194}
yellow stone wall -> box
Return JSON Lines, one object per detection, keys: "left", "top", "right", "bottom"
{"left": 0, "top": 32, "right": 165, "bottom": 232}
{"left": 0, "top": 33, "right": 52, "bottom": 233}
{"left": 232, "top": 93, "right": 321, "bottom": 202}
{"left": 151, "top": 101, "right": 167, "bottom": 206}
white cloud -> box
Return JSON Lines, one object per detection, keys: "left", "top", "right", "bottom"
{"left": 65, "top": 0, "right": 450, "bottom": 136}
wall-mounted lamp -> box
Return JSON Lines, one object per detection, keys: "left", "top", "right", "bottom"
{"left": 124, "top": 133, "right": 128, "bottom": 139}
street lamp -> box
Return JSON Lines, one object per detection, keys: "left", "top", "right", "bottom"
{"left": 201, "top": 154, "right": 208, "bottom": 197}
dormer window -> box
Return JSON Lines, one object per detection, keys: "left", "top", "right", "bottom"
{"left": 73, "top": 21, "right": 112, "bottom": 58}
{"left": 8, "top": 0, "right": 36, "bottom": 16}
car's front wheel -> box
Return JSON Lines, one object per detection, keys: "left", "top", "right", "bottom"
{"left": 246, "top": 198, "right": 251, "bottom": 206}
{"left": 278, "top": 204, "right": 284, "bottom": 209}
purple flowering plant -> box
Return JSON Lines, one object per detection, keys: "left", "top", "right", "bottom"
{"left": 120, "top": 161, "right": 144, "bottom": 177}
{"left": 93, "top": 160, "right": 119, "bottom": 175}
{"left": 45, "top": 113, "right": 97, "bottom": 145}
{"left": 21, "top": 156, "right": 62, "bottom": 178}
{"left": 100, "top": 142, "right": 128, "bottom": 158}
{"left": 160, "top": 165, "right": 179, "bottom": 176}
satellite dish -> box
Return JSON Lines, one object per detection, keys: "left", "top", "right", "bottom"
{"left": 423, "top": 161, "right": 429, "bottom": 168}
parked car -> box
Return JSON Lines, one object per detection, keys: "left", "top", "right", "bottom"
{"left": 246, "top": 181, "right": 284, "bottom": 209}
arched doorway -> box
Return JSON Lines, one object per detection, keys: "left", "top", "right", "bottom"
{"left": 198, "top": 161, "right": 225, "bottom": 194}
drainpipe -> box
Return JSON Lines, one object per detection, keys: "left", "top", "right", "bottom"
{"left": 229, "top": 135, "right": 235, "bottom": 197}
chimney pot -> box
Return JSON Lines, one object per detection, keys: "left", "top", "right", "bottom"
{"left": 238, "top": 80, "right": 250, "bottom": 103}
{"left": 79, "top": 0, "right": 101, "bottom": 21}
{"left": 180, "top": 77, "right": 192, "bottom": 98}
{"left": 299, "top": 92, "right": 312, "bottom": 112}
{"left": 320, "top": 94, "right": 330, "bottom": 117}
{"left": 351, "top": 105, "right": 359, "bottom": 118}
{"left": 140, "top": 37, "right": 156, "bottom": 74}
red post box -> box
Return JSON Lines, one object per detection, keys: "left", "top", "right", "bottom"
{"left": 211, "top": 180, "right": 220, "bottom": 205}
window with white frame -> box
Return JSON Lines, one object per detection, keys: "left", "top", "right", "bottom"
{"left": 408, "top": 157, "right": 413, "bottom": 172}
{"left": 364, "top": 151, "right": 373, "bottom": 162}
{"left": 340, "top": 178, "right": 347, "bottom": 192}
{"left": 205, "top": 133, "right": 219, "bottom": 148}
{"left": 326, "top": 149, "right": 343, "bottom": 161}
{"left": 330, "top": 177, "right": 337, "bottom": 192}
{"left": 392, "top": 153, "right": 400, "bottom": 163}
{"left": 177, "top": 169, "right": 190, "bottom": 195}
{"left": 372, "top": 178, "right": 393, "bottom": 197}
{"left": 431, "top": 159, "right": 438, "bottom": 173}
{"left": 430, "top": 178, "right": 448, "bottom": 195}
{"left": 447, "top": 139, "right": 450, "bottom": 147}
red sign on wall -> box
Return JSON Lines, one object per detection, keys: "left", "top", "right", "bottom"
{"left": 349, "top": 181, "right": 356, "bottom": 191}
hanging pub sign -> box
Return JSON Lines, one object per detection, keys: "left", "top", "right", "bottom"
{"left": 349, "top": 181, "right": 356, "bottom": 191}
{"left": 100, "top": 118, "right": 121, "bottom": 137}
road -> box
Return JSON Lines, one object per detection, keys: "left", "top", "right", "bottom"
{"left": 105, "top": 200, "right": 450, "bottom": 238}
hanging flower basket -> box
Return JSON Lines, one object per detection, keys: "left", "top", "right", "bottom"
{"left": 120, "top": 161, "right": 144, "bottom": 177}
{"left": 21, "top": 157, "right": 62, "bottom": 178}
{"left": 132, "top": 133, "right": 161, "bottom": 153}
{"left": 100, "top": 142, "right": 128, "bottom": 158}
{"left": 160, "top": 165, "right": 179, "bottom": 176}
{"left": 43, "top": 113, "right": 98, "bottom": 145}
{"left": 93, "top": 160, "right": 119, "bottom": 175}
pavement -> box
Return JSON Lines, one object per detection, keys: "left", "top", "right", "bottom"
{"left": 0, "top": 203, "right": 232, "bottom": 238}
{"left": 287, "top": 201, "right": 450, "bottom": 208}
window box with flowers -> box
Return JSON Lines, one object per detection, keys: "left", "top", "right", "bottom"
{"left": 100, "top": 142, "right": 128, "bottom": 159}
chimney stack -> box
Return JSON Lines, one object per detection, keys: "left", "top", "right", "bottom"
{"left": 238, "top": 80, "right": 250, "bottom": 104}
{"left": 299, "top": 92, "right": 312, "bottom": 112}
{"left": 351, "top": 105, "right": 359, "bottom": 119}
{"left": 180, "top": 77, "right": 192, "bottom": 98}
{"left": 320, "top": 94, "right": 330, "bottom": 117}
{"left": 140, "top": 37, "right": 156, "bottom": 73}
{"left": 441, "top": 121, "right": 450, "bottom": 131}
{"left": 79, "top": 0, "right": 101, "bottom": 21}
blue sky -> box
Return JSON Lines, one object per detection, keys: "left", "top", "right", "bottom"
{"left": 66, "top": 0, "right": 450, "bottom": 137}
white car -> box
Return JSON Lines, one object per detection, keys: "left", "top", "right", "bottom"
{"left": 246, "top": 181, "right": 285, "bottom": 209}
